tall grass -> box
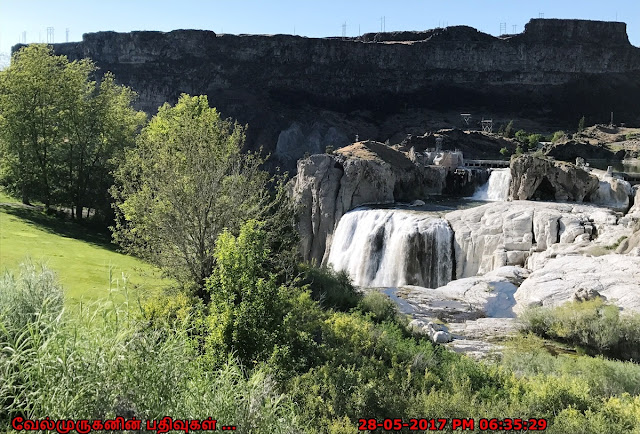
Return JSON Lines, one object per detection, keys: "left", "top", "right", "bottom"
{"left": 0, "top": 262, "right": 302, "bottom": 433}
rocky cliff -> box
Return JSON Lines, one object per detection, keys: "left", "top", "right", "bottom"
{"left": 292, "top": 142, "right": 448, "bottom": 264}
{"left": 33, "top": 19, "right": 640, "bottom": 169}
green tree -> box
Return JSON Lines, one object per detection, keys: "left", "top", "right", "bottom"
{"left": 499, "top": 147, "right": 509, "bottom": 157}
{"left": 528, "top": 133, "right": 543, "bottom": 149}
{"left": 578, "top": 116, "right": 586, "bottom": 132}
{"left": 515, "top": 129, "right": 528, "bottom": 143}
{"left": 0, "top": 44, "right": 144, "bottom": 215}
{"left": 111, "top": 94, "right": 273, "bottom": 294}
{"left": 504, "top": 120, "right": 514, "bottom": 138}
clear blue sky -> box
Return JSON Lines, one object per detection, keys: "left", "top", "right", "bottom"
{"left": 1, "top": 0, "right": 638, "bottom": 55}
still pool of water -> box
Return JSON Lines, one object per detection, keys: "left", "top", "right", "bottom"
{"left": 586, "top": 159, "right": 640, "bottom": 173}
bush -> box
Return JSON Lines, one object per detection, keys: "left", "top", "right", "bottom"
{"left": 552, "top": 130, "right": 567, "bottom": 143}
{"left": 0, "top": 262, "right": 304, "bottom": 432}
{"left": 357, "top": 292, "right": 398, "bottom": 323}
{"left": 578, "top": 116, "right": 586, "bottom": 132}
{"left": 520, "top": 299, "right": 640, "bottom": 361}
{"left": 298, "top": 264, "right": 360, "bottom": 311}
{"left": 515, "top": 129, "right": 528, "bottom": 143}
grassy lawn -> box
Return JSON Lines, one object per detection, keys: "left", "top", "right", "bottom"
{"left": 0, "top": 202, "right": 170, "bottom": 303}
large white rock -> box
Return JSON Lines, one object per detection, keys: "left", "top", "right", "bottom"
{"left": 402, "top": 266, "right": 530, "bottom": 320}
{"left": 514, "top": 255, "right": 640, "bottom": 314}
{"left": 589, "top": 173, "right": 632, "bottom": 211}
{"left": 445, "top": 201, "right": 623, "bottom": 278}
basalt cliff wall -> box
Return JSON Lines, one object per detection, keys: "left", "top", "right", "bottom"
{"left": 29, "top": 19, "right": 640, "bottom": 168}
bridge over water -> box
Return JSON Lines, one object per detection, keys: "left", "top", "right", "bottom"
{"left": 464, "top": 159, "right": 510, "bottom": 168}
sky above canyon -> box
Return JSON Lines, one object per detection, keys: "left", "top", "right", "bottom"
{"left": 1, "top": 0, "right": 638, "bottom": 55}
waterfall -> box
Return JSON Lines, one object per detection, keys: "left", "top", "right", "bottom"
{"left": 328, "top": 208, "right": 453, "bottom": 288}
{"left": 472, "top": 168, "right": 512, "bottom": 201}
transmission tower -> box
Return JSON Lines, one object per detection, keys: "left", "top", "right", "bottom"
{"left": 500, "top": 22, "right": 506, "bottom": 35}
{"left": 342, "top": 22, "right": 346, "bottom": 38}
{"left": 21, "top": 31, "right": 26, "bottom": 44}
{"left": 380, "top": 16, "right": 386, "bottom": 32}
{"left": 512, "top": 24, "right": 517, "bottom": 33}
{"left": 539, "top": 12, "right": 545, "bottom": 18}
{"left": 46, "top": 27, "right": 54, "bottom": 43}
{"left": 66, "top": 28, "right": 70, "bottom": 42}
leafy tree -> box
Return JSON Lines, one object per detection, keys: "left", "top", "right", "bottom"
{"left": 515, "top": 129, "right": 528, "bottom": 143}
{"left": 111, "top": 94, "right": 273, "bottom": 294}
{"left": 0, "top": 44, "right": 144, "bottom": 216}
{"left": 527, "top": 133, "right": 543, "bottom": 149}
{"left": 499, "top": 147, "right": 509, "bottom": 157}
{"left": 578, "top": 116, "right": 586, "bottom": 132}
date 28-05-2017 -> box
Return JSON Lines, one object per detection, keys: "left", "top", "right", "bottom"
{"left": 358, "top": 417, "right": 548, "bottom": 431}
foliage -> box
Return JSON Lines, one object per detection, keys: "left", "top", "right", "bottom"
{"left": 578, "top": 116, "right": 586, "bottom": 132}
{"left": 111, "top": 94, "right": 273, "bottom": 293}
{"left": 0, "top": 44, "right": 145, "bottom": 219}
{"left": 500, "top": 120, "right": 514, "bottom": 138}
{"left": 298, "top": 264, "right": 360, "bottom": 311}
{"left": 499, "top": 146, "right": 509, "bottom": 157}
{"left": 205, "top": 220, "right": 289, "bottom": 367}
{"left": 521, "top": 299, "right": 640, "bottom": 361}
{"left": 515, "top": 145, "right": 524, "bottom": 156}
{"left": 0, "top": 263, "right": 303, "bottom": 433}
{"left": 514, "top": 129, "right": 528, "bottom": 143}
{"left": 626, "top": 132, "right": 640, "bottom": 141}
{"left": 552, "top": 130, "right": 567, "bottom": 143}
{"left": 527, "top": 133, "right": 543, "bottom": 149}
{"left": 357, "top": 292, "right": 399, "bottom": 324}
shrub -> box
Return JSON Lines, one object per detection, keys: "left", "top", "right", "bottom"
{"left": 578, "top": 116, "right": 586, "bottom": 132}
{"left": 0, "top": 262, "right": 304, "bottom": 432}
{"left": 552, "top": 130, "right": 567, "bottom": 143}
{"left": 515, "top": 129, "right": 528, "bottom": 143}
{"left": 298, "top": 264, "right": 360, "bottom": 311}
{"left": 520, "top": 299, "right": 640, "bottom": 361}
{"left": 357, "top": 292, "right": 398, "bottom": 323}
{"left": 504, "top": 120, "right": 514, "bottom": 138}
{"left": 528, "top": 133, "right": 543, "bottom": 149}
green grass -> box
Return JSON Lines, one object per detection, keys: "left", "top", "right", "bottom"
{"left": 0, "top": 203, "right": 169, "bottom": 303}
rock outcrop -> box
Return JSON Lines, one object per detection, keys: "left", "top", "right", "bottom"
{"left": 38, "top": 19, "right": 640, "bottom": 169}
{"left": 509, "top": 155, "right": 600, "bottom": 202}
{"left": 444, "top": 201, "right": 622, "bottom": 278}
{"left": 514, "top": 255, "right": 640, "bottom": 313}
{"left": 292, "top": 142, "right": 447, "bottom": 264}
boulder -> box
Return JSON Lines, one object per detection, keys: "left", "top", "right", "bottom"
{"left": 509, "top": 155, "right": 599, "bottom": 202}
{"left": 514, "top": 255, "right": 640, "bottom": 313}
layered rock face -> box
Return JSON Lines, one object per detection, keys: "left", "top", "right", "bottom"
{"left": 445, "top": 201, "right": 621, "bottom": 278}
{"left": 40, "top": 19, "right": 640, "bottom": 168}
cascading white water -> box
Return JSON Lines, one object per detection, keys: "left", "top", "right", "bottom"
{"left": 472, "top": 168, "right": 512, "bottom": 201}
{"left": 327, "top": 208, "right": 453, "bottom": 288}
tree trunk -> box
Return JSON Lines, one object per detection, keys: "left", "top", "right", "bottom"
{"left": 76, "top": 204, "right": 83, "bottom": 220}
